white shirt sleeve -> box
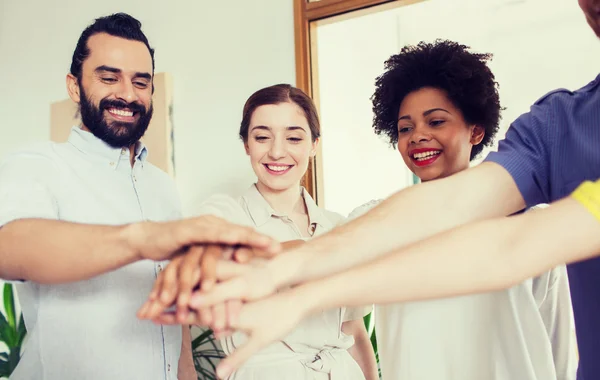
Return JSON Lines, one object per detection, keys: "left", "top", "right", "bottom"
{"left": 535, "top": 266, "right": 578, "bottom": 380}
{"left": 195, "top": 194, "right": 251, "bottom": 227}
{"left": 347, "top": 199, "right": 383, "bottom": 221}
{"left": 341, "top": 200, "right": 383, "bottom": 321}
{"left": 0, "top": 153, "right": 60, "bottom": 227}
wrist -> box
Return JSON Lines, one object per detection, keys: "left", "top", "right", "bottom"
{"left": 288, "top": 280, "right": 323, "bottom": 318}
{"left": 267, "top": 248, "right": 311, "bottom": 289}
{"left": 120, "top": 222, "right": 148, "bottom": 262}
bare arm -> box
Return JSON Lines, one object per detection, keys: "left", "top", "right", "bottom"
{"left": 0, "top": 216, "right": 279, "bottom": 285}
{"left": 342, "top": 320, "right": 378, "bottom": 380}
{"left": 178, "top": 325, "right": 196, "bottom": 380}
{"left": 0, "top": 219, "right": 138, "bottom": 284}
{"left": 210, "top": 195, "right": 600, "bottom": 377}
{"left": 297, "top": 196, "right": 600, "bottom": 311}
{"left": 269, "top": 162, "right": 524, "bottom": 288}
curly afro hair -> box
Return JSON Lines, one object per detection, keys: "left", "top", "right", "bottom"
{"left": 371, "top": 39, "right": 502, "bottom": 160}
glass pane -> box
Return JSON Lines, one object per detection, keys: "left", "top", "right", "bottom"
{"left": 313, "top": 0, "right": 600, "bottom": 217}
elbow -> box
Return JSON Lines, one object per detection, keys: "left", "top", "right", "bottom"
{"left": 0, "top": 265, "right": 62, "bottom": 285}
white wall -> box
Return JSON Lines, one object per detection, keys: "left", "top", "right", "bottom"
{"left": 315, "top": 0, "right": 600, "bottom": 217}
{"left": 0, "top": 0, "right": 296, "bottom": 215}
{"left": 395, "top": 0, "right": 600, "bottom": 163}
{"left": 316, "top": 10, "right": 415, "bottom": 217}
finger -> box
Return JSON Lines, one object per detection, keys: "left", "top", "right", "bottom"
{"left": 226, "top": 299, "right": 242, "bottom": 329}
{"left": 238, "top": 246, "right": 279, "bottom": 262}
{"left": 216, "top": 260, "right": 251, "bottom": 281}
{"left": 136, "top": 299, "right": 152, "bottom": 319}
{"left": 146, "top": 257, "right": 182, "bottom": 319}
{"left": 192, "top": 219, "right": 281, "bottom": 252}
{"left": 199, "top": 306, "right": 213, "bottom": 327}
{"left": 147, "top": 261, "right": 169, "bottom": 302}
{"left": 216, "top": 337, "right": 267, "bottom": 379}
{"left": 213, "top": 328, "right": 233, "bottom": 340}
{"left": 189, "top": 278, "right": 248, "bottom": 309}
{"left": 221, "top": 245, "right": 235, "bottom": 261}
{"left": 177, "top": 246, "right": 205, "bottom": 322}
{"left": 200, "top": 244, "right": 222, "bottom": 291}
{"left": 152, "top": 311, "right": 178, "bottom": 325}
{"left": 212, "top": 302, "right": 227, "bottom": 332}
{"left": 232, "top": 246, "right": 253, "bottom": 263}
{"left": 154, "top": 309, "right": 201, "bottom": 326}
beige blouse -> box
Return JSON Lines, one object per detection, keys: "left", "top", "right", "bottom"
{"left": 198, "top": 185, "right": 370, "bottom": 380}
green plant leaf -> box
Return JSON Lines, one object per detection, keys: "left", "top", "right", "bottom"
{"left": 17, "top": 314, "right": 26, "bottom": 347}
{"left": 3, "top": 284, "right": 16, "bottom": 330}
{"left": 192, "top": 328, "right": 224, "bottom": 380}
{"left": 191, "top": 328, "right": 214, "bottom": 350}
{"left": 0, "top": 357, "right": 11, "bottom": 377}
{"left": 0, "top": 311, "right": 17, "bottom": 348}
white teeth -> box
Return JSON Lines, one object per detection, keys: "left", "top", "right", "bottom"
{"left": 108, "top": 108, "right": 134, "bottom": 117}
{"left": 413, "top": 151, "right": 441, "bottom": 160}
{"left": 267, "top": 165, "right": 290, "bottom": 172}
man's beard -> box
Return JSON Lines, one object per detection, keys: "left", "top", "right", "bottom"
{"left": 79, "top": 87, "right": 153, "bottom": 148}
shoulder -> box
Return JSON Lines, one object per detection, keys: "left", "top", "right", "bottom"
{"left": 320, "top": 208, "right": 346, "bottom": 226}
{"left": 532, "top": 75, "right": 600, "bottom": 111}
{"left": 196, "top": 193, "right": 251, "bottom": 225}
{"left": 347, "top": 199, "right": 384, "bottom": 220}
{"left": 0, "top": 141, "right": 62, "bottom": 178}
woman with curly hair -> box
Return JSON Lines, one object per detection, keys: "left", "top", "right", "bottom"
{"left": 348, "top": 39, "right": 577, "bottom": 380}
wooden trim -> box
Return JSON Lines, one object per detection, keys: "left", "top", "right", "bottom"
{"left": 306, "top": 0, "right": 395, "bottom": 21}
{"left": 295, "top": 0, "right": 415, "bottom": 203}
{"left": 308, "top": 22, "right": 325, "bottom": 206}
{"left": 294, "top": 0, "right": 311, "bottom": 94}
{"left": 294, "top": 0, "right": 317, "bottom": 198}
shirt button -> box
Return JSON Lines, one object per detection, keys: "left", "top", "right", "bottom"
{"left": 167, "top": 364, "right": 171, "bottom": 372}
{"left": 157, "top": 264, "right": 163, "bottom": 272}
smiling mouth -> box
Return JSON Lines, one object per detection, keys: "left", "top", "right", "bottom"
{"left": 105, "top": 107, "right": 138, "bottom": 121}
{"left": 263, "top": 164, "right": 293, "bottom": 174}
{"left": 411, "top": 151, "right": 441, "bottom": 161}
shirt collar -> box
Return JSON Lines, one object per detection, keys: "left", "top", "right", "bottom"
{"left": 242, "top": 184, "right": 327, "bottom": 228}
{"left": 67, "top": 126, "right": 148, "bottom": 169}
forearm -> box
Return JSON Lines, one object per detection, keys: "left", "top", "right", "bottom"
{"left": 343, "top": 321, "right": 378, "bottom": 380}
{"left": 295, "top": 197, "right": 600, "bottom": 312}
{"left": 0, "top": 219, "right": 140, "bottom": 284}
{"left": 270, "top": 163, "right": 523, "bottom": 287}
{"left": 178, "top": 326, "right": 196, "bottom": 380}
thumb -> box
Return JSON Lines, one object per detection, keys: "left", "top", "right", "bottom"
{"left": 216, "top": 336, "right": 266, "bottom": 379}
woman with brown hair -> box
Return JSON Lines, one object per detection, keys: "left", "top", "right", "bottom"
{"left": 191, "top": 84, "right": 377, "bottom": 380}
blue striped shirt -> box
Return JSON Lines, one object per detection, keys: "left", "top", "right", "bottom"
{"left": 485, "top": 74, "right": 600, "bottom": 380}
{"left": 0, "top": 127, "right": 183, "bottom": 380}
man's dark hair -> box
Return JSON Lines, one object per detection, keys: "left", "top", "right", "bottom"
{"left": 70, "top": 13, "right": 155, "bottom": 82}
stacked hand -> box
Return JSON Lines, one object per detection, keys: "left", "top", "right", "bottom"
{"left": 137, "top": 239, "right": 310, "bottom": 378}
